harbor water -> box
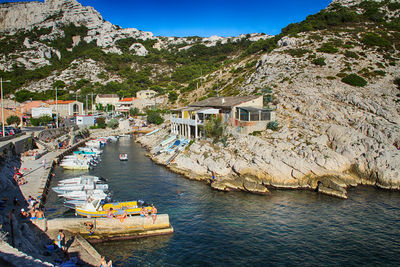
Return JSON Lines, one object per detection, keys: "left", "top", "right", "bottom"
{"left": 45, "top": 137, "right": 400, "bottom": 266}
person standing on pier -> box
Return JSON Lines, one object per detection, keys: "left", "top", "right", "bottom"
{"left": 57, "top": 229, "right": 65, "bottom": 252}
{"left": 151, "top": 204, "right": 157, "bottom": 224}
{"left": 42, "top": 159, "right": 46, "bottom": 169}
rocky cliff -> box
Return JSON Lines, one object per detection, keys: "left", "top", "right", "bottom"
{"left": 136, "top": 0, "right": 400, "bottom": 199}
{"left": 1, "top": 0, "right": 400, "bottom": 198}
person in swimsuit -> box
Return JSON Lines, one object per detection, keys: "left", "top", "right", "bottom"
{"left": 106, "top": 208, "right": 114, "bottom": 218}
{"left": 99, "top": 255, "right": 112, "bottom": 267}
{"left": 140, "top": 207, "right": 149, "bottom": 218}
{"left": 151, "top": 204, "right": 157, "bottom": 224}
{"left": 57, "top": 229, "right": 65, "bottom": 251}
{"left": 36, "top": 209, "right": 44, "bottom": 220}
{"left": 30, "top": 209, "right": 37, "bottom": 220}
{"left": 115, "top": 210, "right": 127, "bottom": 222}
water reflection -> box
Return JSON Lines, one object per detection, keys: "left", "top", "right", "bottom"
{"left": 45, "top": 139, "right": 400, "bottom": 266}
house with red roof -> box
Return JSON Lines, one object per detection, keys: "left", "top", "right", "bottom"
{"left": 46, "top": 100, "right": 84, "bottom": 117}
{"left": 116, "top": 97, "right": 135, "bottom": 113}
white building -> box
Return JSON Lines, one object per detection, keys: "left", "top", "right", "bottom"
{"left": 76, "top": 115, "right": 95, "bottom": 127}
{"left": 31, "top": 107, "right": 52, "bottom": 118}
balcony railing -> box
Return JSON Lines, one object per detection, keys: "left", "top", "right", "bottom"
{"left": 170, "top": 116, "right": 203, "bottom": 126}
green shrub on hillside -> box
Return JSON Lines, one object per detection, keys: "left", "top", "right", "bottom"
{"left": 168, "top": 91, "right": 178, "bottom": 103}
{"left": 313, "top": 57, "right": 326, "bottom": 66}
{"left": 267, "top": 121, "right": 279, "bottom": 131}
{"left": 344, "top": 51, "right": 359, "bottom": 59}
{"left": 204, "top": 116, "right": 225, "bottom": 142}
{"left": 388, "top": 2, "right": 400, "bottom": 11}
{"left": 341, "top": 74, "right": 367, "bottom": 87}
{"left": 146, "top": 110, "right": 164, "bottom": 125}
{"left": 394, "top": 78, "right": 400, "bottom": 89}
{"left": 317, "top": 43, "right": 339, "bottom": 54}
{"left": 287, "top": 48, "right": 311, "bottom": 57}
{"left": 361, "top": 33, "right": 391, "bottom": 48}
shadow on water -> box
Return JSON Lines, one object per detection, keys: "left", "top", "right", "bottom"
{"left": 45, "top": 139, "right": 400, "bottom": 266}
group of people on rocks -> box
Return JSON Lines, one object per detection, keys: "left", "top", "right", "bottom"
{"left": 19, "top": 195, "right": 44, "bottom": 220}
{"left": 13, "top": 167, "right": 27, "bottom": 185}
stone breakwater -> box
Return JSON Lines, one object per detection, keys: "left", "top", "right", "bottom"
{"left": 136, "top": 125, "right": 400, "bottom": 199}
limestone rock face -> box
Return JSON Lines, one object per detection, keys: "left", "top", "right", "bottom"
{"left": 129, "top": 43, "right": 148, "bottom": 56}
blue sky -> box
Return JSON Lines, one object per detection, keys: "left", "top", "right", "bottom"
{"left": 1, "top": 0, "right": 332, "bottom": 37}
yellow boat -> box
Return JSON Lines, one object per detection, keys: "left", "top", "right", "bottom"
{"left": 75, "top": 199, "right": 152, "bottom": 218}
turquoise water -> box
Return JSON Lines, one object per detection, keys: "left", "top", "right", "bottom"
{"left": 46, "top": 138, "right": 400, "bottom": 266}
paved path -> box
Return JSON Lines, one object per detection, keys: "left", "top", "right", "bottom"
{"left": 19, "top": 149, "right": 65, "bottom": 200}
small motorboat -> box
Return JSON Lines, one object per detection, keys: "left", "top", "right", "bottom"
{"left": 60, "top": 189, "right": 109, "bottom": 200}
{"left": 60, "top": 160, "right": 90, "bottom": 170}
{"left": 58, "top": 175, "right": 106, "bottom": 185}
{"left": 75, "top": 199, "right": 152, "bottom": 218}
{"left": 53, "top": 183, "right": 109, "bottom": 194}
{"left": 119, "top": 153, "right": 128, "bottom": 161}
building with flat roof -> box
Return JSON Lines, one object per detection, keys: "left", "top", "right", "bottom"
{"left": 95, "top": 94, "right": 120, "bottom": 109}
{"left": 171, "top": 95, "right": 275, "bottom": 138}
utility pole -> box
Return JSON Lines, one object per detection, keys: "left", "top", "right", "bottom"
{"left": 91, "top": 92, "right": 94, "bottom": 114}
{"left": 1, "top": 77, "right": 11, "bottom": 137}
{"left": 55, "top": 86, "right": 58, "bottom": 128}
{"left": 86, "top": 95, "right": 88, "bottom": 115}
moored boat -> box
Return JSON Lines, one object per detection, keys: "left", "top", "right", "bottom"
{"left": 119, "top": 153, "right": 128, "bottom": 161}
{"left": 75, "top": 199, "right": 152, "bottom": 218}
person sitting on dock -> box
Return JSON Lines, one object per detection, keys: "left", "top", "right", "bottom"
{"left": 36, "top": 209, "right": 44, "bottom": 220}
{"left": 106, "top": 208, "right": 114, "bottom": 218}
{"left": 151, "top": 204, "right": 157, "bottom": 224}
{"left": 140, "top": 207, "right": 149, "bottom": 218}
{"left": 99, "top": 255, "right": 112, "bottom": 267}
{"left": 30, "top": 209, "right": 37, "bottom": 220}
{"left": 115, "top": 210, "right": 128, "bottom": 223}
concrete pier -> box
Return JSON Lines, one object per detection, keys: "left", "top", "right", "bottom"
{"left": 33, "top": 214, "right": 174, "bottom": 243}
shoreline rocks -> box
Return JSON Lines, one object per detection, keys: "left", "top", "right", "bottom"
{"left": 136, "top": 125, "right": 400, "bottom": 199}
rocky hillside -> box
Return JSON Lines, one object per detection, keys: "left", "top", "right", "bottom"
{"left": 0, "top": 0, "right": 269, "bottom": 103}
{"left": 136, "top": 0, "right": 400, "bottom": 198}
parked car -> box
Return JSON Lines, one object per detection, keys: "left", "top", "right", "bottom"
{"left": 4, "top": 126, "right": 15, "bottom": 135}
{"left": 0, "top": 130, "right": 9, "bottom": 136}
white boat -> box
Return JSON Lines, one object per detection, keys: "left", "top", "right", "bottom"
{"left": 61, "top": 158, "right": 97, "bottom": 166}
{"left": 60, "top": 160, "right": 90, "bottom": 170}
{"left": 119, "top": 134, "right": 131, "bottom": 138}
{"left": 119, "top": 153, "right": 128, "bottom": 161}
{"left": 59, "top": 175, "right": 105, "bottom": 185}
{"left": 85, "top": 140, "right": 101, "bottom": 148}
{"left": 53, "top": 183, "right": 109, "bottom": 194}
{"left": 78, "top": 147, "right": 103, "bottom": 155}
{"left": 64, "top": 196, "right": 111, "bottom": 209}
{"left": 59, "top": 190, "right": 109, "bottom": 200}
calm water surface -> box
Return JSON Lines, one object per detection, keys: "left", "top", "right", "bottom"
{"left": 46, "top": 137, "right": 400, "bottom": 266}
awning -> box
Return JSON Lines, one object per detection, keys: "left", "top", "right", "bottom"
{"left": 197, "top": 108, "right": 220, "bottom": 115}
